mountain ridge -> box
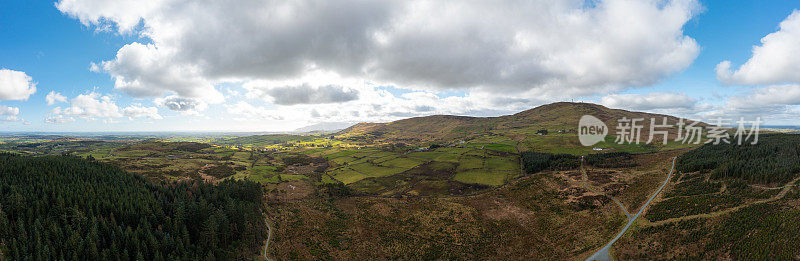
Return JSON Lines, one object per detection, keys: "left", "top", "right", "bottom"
{"left": 337, "top": 102, "right": 702, "bottom": 145}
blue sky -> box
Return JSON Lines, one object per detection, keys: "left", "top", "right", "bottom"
{"left": 646, "top": 0, "right": 798, "bottom": 100}
{"left": 1, "top": 0, "right": 799, "bottom": 132}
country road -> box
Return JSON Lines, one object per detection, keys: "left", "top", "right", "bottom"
{"left": 586, "top": 156, "right": 677, "bottom": 261}
{"left": 264, "top": 217, "right": 272, "bottom": 261}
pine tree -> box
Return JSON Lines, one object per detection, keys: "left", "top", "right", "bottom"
{"left": 0, "top": 205, "right": 9, "bottom": 238}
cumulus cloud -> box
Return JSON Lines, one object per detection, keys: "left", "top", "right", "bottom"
{"left": 225, "top": 101, "right": 284, "bottom": 120}
{"left": 678, "top": 84, "right": 800, "bottom": 124}
{"left": 45, "top": 115, "right": 76, "bottom": 124}
{"left": 122, "top": 104, "right": 163, "bottom": 119}
{"left": 1, "top": 116, "right": 21, "bottom": 122}
{"left": 46, "top": 91, "right": 68, "bottom": 105}
{"left": 48, "top": 92, "right": 122, "bottom": 122}
{"left": 58, "top": 0, "right": 701, "bottom": 100}
{"left": 43, "top": 91, "right": 166, "bottom": 123}
{"left": 600, "top": 92, "right": 697, "bottom": 110}
{"left": 56, "top": 0, "right": 166, "bottom": 33}
{"left": 0, "top": 105, "right": 22, "bottom": 122}
{"left": 0, "top": 69, "right": 37, "bottom": 101}
{"left": 155, "top": 95, "right": 207, "bottom": 115}
{"left": 0, "top": 105, "right": 20, "bottom": 116}
{"left": 95, "top": 43, "right": 224, "bottom": 103}
{"left": 726, "top": 84, "right": 800, "bottom": 111}
{"left": 372, "top": 0, "right": 700, "bottom": 94}
{"left": 711, "top": 11, "right": 800, "bottom": 122}
{"left": 247, "top": 83, "right": 359, "bottom": 105}
{"left": 227, "top": 84, "right": 546, "bottom": 128}
{"left": 716, "top": 10, "right": 800, "bottom": 85}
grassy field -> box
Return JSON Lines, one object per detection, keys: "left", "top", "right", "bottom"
{"left": 320, "top": 145, "right": 521, "bottom": 188}
{"left": 452, "top": 170, "right": 509, "bottom": 186}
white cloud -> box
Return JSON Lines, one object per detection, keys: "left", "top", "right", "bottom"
{"left": 45, "top": 115, "right": 76, "bottom": 124}
{"left": 679, "top": 84, "right": 800, "bottom": 124}
{"left": 600, "top": 92, "right": 697, "bottom": 110}
{"left": 49, "top": 92, "right": 122, "bottom": 121}
{"left": 122, "top": 104, "right": 163, "bottom": 119}
{"left": 59, "top": 0, "right": 700, "bottom": 101}
{"left": 56, "top": 0, "right": 167, "bottom": 33}
{"left": 0, "top": 69, "right": 37, "bottom": 101}
{"left": 709, "top": 10, "right": 800, "bottom": 124}
{"left": 46, "top": 91, "right": 68, "bottom": 105}
{"left": 0, "top": 105, "right": 19, "bottom": 115}
{"left": 726, "top": 84, "right": 800, "bottom": 111}
{"left": 1, "top": 116, "right": 21, "bottom": 122}
{"left": 96, "top": 43, "right": 224, "bottom": 105}
{"left": 246, "top": 83, "right": 359, "bottom": 105}
{"left": 154, "top": 95, "right": 207, "bottom": 116}
{"left": 227, "top": 83, "right": 553, "bottom": 129}
{"left": 0, "top": 105, "right": 21, "bottom": 122}
{"left": 716, "top": 10, "right": 800, "bottom": 85}
{"left": 225, "top": 101, "right": 285, "bottom": 120}
{"left": 44, "top": 91, "right": 167, "bottom": 123}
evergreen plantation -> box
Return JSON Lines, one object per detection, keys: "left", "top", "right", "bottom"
{"left": 678, "top": 134, "right": 800, "bottom": 184}
{"left": 0, "top": 153, "right": 267, "bottom": 260}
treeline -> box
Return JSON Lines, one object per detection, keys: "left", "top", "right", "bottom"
{"left": 0, "top": 153, "right": 267, "bottom": 260}
{"left": 521, "top": 151, "right": 638, "bottom": 174}
{"left": 521, "top": 152, "right": 579, "bottom": 173}
{"left": 678, "top": 133, "right": 800, "bottom": 184}
{"left": 585, "top": 152, "right": 637, "bottom": 168}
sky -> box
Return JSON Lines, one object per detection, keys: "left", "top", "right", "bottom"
{"left": 1, "top": 0, "right": 799, "bottom": 132}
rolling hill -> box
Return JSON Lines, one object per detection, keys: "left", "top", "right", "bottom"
{"left": 336, "top": 102, "right": 706, "bottom": 154}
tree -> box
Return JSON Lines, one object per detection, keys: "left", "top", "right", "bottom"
{"left": 0, "top": 205, "right": 9, "bottom": 238}
{"left": 0, "top": 153, "right": 267, "bottom": 259}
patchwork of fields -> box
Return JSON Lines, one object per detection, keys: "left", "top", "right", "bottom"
{"left": 0, "top": 135, "right": 523, "bottom": 196}
{"left": 0, "top": 132, "right": 686, "bottom": 194}
{"left": 298, "top": 146, "right": 522, "bottom": 195}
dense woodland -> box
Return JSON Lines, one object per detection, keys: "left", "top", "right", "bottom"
{"left": 585, "top": 152, "right": 637, "bottom": 168}
{"left": 678, "top": 134, "right": 800, "bottom": 184}
{"left": 0, "top": 153, "right": 267, "bottom": 260}
{"left": 521, "top": 151, "right": 637, "bottom": 174}
{"left": 521, "top": 152, "right": 579, "bottom": 173}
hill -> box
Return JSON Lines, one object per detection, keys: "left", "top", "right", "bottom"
{"left": 336, "top": 102, "right": 704, "bottom": 154}
{"left": 214, "top": 134, "right": 316, "bottom": 147}
{"left": 293, "top": 122, "right": 355, "bottom": 133}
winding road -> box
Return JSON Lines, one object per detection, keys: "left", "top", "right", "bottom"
{"left": 263, "top": 217, "right": 273, "bottom": 261}
{"left": 586, "top": 156, "right": 677, "bottom": 261}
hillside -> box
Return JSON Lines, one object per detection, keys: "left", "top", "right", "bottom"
{"left": 338, "top": 115, "right": 494, "bottom": 143}
{"left": 501, "top": 102, "right": 687, "bottom": 130}
{"left": 614, "top": 134, "right": 800, "bottom": 259}
{"left": 336, "top": 102, "right": 705, "bottom": 154}
{"left": 214, "top": 134, "right": 316, "bottom": 147}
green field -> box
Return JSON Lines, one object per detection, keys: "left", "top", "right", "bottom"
{"left": 456, "top": 156, "right": 484, "bottom": 171}
{"left": 380, "top": 156, "right": 426, "bottom": 169}
{"left": 453, "top": 170, "right": 508, "bottom": 186}
{"left": 316, "top": 145, "right": 522, "bottom": 187}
